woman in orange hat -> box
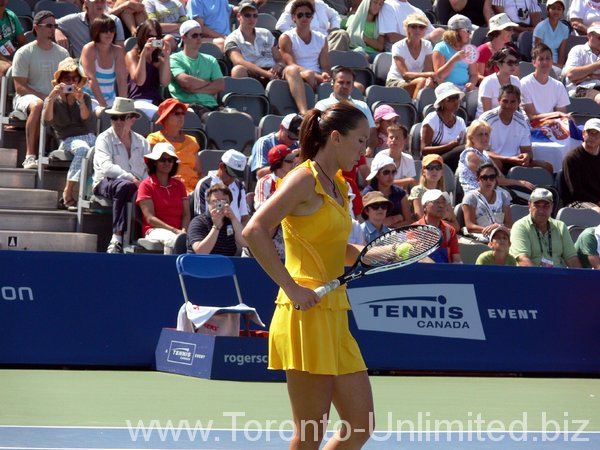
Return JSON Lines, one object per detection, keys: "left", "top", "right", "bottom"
{"left": 146, "top": 98, "right": 201, "bottom": 193}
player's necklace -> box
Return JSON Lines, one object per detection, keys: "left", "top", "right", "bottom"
{"left": 314, "top": 160, "right": 338, "bottom": 198}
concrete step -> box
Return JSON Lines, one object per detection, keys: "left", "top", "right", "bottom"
{"left": 0, "top": 168, "right": 36, "bottom": 188}
{"left": 0, "top": 148, "right": 17, "bottom": 168}
{"left": 0, "top": 230, "right": 97, "bottom": 252}
{"left": 0, "top": 209, "right": 76, "bottom": 232}
{"left": 0, "top": 188, "right": 58, "bottom": 210}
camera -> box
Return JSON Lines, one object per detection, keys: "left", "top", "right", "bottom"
{"left": 215, "top": 200, "right": 225, "bottom": 210}
{"left": 517, "top": 7, "right": 529, "bottom": 21}
{"left": 62, "top": 85, "right": 75, "bottom": 94}
{"left": 152, "top": 39, "right": 163, "bottom": 48}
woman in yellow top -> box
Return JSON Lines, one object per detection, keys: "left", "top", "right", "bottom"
{"left": 146, "top": 98, "right": 200, "bottom": 193}
{"left": 243, "top": 103, "right": 373, "bottom": 449}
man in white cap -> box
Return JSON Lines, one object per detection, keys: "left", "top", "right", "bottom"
{"left": 249, "top": 113, "right": 301, "bottom": 179}
{"left": 563, "top": 23, "right": 600, "bottom": 104}
{"left": 378, "top": 0, "right": 444, "bottom": 48}
{"left": 492, "top": 0, "right": 541, "bottom": 33}
{"left": 192, "top": 149, "right": 249, "bottom": 224}
{"left": 169, "top": 20, "right": 224, "bottom": 118}
{"left": 562, "top": 118, "right": 600, "bottom": 213}
{"left": 93, "top": 97, "right": 150, "bottom": 253}
{"left": 509, "top": 187, "right": 581, "bottom": 267}
{"left": 413, "top": 189, "right": 462, "bottom": 263}
{"left": 434, "top": 0, "right": 493, "bottom": 28}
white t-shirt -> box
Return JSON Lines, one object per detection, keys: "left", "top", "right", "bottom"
{"left": 462, "top": 188, "right": 511, "bottom": 227}
{"left": 476, "top": 74, "right": 521, "bottom": 118}
{"left": 491, "top": 0, "right": 541, "bottom": 26}
{"left": 378, "top": 0, "right": 435, "bottom": 37}
{"left": 520, "top": 73, "right": 570, "bottom": 114}
{"left": 387, "top": 38, "right": 433, "bottom": 83}
{"left": 562, "top": 43, "right": 600, "bottom": 95}
{"left": 479, "top": 107, "right": 531, "bottom": 157}
{"left": 379, "top": 148, "right": 416, "bottom": 179}
{"left": 569, "top": 0, "right": 600, "bottom": 26}
{"left": 283, "top": 29, "right": 326, "bottom": 72}
{"left": 421, "top": 111, "right": 467, "bottom": 146}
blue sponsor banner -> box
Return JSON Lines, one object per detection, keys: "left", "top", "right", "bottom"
{"left": 1, "top": 251, "right": 599, "bottom": 373}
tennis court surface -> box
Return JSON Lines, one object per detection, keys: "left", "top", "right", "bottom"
{"left": 2, "top": 369, "right": 598, "bottom": 449}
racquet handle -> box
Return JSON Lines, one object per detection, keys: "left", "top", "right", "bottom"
{"left": 314, "top": 280, "right": 341, "bottom": 298}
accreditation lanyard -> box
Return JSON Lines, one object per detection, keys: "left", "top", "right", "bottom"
{"left": 534, "top": 224, "right": 552, "bottom": 258}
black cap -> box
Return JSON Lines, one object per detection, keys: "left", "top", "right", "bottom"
{"left": 34, "top": 10, "right": 55, "bottom": 25}
{"left": 287, "top": 115, "right": 302, "bottom": 140}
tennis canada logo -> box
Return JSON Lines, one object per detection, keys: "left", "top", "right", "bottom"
{"left": 167, "top": 340, "right": 196, "bottom": 365}
{"left": 348, "top": 284, "right": 485, "bottom": 340}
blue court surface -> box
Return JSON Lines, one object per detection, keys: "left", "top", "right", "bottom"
{"left": 1, "top": 426, "right": 598, "bottom": 449}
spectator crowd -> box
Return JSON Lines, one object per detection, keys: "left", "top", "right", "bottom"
{"left": 2, "top": 0, "right": 599, "bottom": 267}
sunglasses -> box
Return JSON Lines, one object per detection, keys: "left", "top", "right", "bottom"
{"left": 100, "top": 28, "right": 116, "bottom": 34}
{"left": 158, "top": 157, "right": 176, "bottom": 163}
{"left": 479, "top": 174, "right": 497, "bottom": 181}
{"left": 37, "top": 23, "right": 59, "bottom": 29}
{"left": 111, "top": 114, "right": 135, "bottom": 121}
{"left": 380, "top": 169, "right": 397, "bottom": 176}
{"left": 425, "top": 165, "right": 443, "bottom": 171}
{"left": 61, "top": 75, "right": 80, "bottom": 82}
{"left": 188, "top": 32, "right": 202, "bottom": 39}
{"left": 243, "top": 12, "right": 259, "bottom": 18}
{"left": 171, "top": 111, "right": 186, "bottom": 117}
{"left": 445, "top": 95, "right": 460, "bottom": 102}
{"left": 295, "top": 12, "right": 313, "bottom": 19}
{"left": 368, "top": 203, "right": 388, "bottom": 210}
{"left": 502, "top": 59, "right": 519, "bottom": 67}
{"left": 408, "top": 24, "right": 427, "bottom": 30}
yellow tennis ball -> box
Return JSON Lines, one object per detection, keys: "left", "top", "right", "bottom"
{"left": 395, "top": 242, "right": 413, "bottom": 260}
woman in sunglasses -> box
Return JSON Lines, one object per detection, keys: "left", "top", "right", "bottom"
{"left": 136, "top": 143, "right": 190, "bottom": 254}
{"left": 420, "top": 81, "right": 467, "bottom": 171}
{"left": 386, "top": 13, "right": 436, "bottom": 99}
{"left": 80, "top": 16, "right": 128, "bottom": 116}
{"left": 461, "top": 162, "right": 512, "bottom": 242}
{"left": 477, "top": 47, "right": 521, "bottom": 117}
{"left": 362, "top": 152, "right": 411, "bottom": 228}
{"left": 278, "top": 0, "right": 331, "bottom": 113}
{"left": 43, "top": 57, "right": 95, "bottom": 209}
{"left": 409, "top": 153, "right": 460, "bottom": 230}
{"left": 125, "top": 18, "right": 172, "bottom": 119}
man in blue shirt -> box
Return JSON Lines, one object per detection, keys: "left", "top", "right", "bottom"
{"left": 186, "top": 0, "right": 232, "bottom": 51}
{"left": 249, "top": 113, "right": 301, "bottom": 179}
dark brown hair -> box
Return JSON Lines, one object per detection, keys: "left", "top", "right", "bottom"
{"left": 136, "top": 18, "right": 163, "bottom": 63}
{"left": 299, "top": 102, "right": 368, "bottom": 161}
{"left": 91, "top": 16, "right": 116, "bottom": 43}
{"left": 291, "top": 0, "right": 314, "bottom": 16}
{"left": 146, "top": 153, "right": 179, "bottom": 178}
{"left": 206, "top": 183, "right": 233, "bottom": 203}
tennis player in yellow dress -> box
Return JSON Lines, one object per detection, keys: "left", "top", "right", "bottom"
{"left": 243, "top": 102, "right": 374, "bottom": 449}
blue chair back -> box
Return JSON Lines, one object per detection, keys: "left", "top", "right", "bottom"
{"left": 176, "top": 254, "right": 236, "bottom": 279}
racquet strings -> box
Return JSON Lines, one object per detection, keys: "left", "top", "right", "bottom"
{"left": 360, "top": 227, "right": 442, "bottom": 267}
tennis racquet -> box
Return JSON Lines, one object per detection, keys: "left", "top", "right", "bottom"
{"left": 312, "top": 224, "right": 443, "bottom": 299}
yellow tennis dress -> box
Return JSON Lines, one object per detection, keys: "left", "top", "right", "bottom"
{"left": 268, "top": 160, "right": 367, "bottom": 375}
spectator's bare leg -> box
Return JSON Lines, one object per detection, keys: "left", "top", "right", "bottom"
{"left": 212, "top": 37, "right": 225, "bottom": 53}
{"left": 231, "top": 65, "right": 249, "bottom": 78}
{"left": 120, "top": 11, "right": 137, "bottom": 36}
{"left": 300, "top": 68, "right": 318, "bottom": 90}
{"left": 284, "top": 65, "right": 308, "bottom": 114}
{"left": 26, "top": 99, "right": 43, "bottom": 159}
{"left": 164, "top": 34, "right": 177, "bottom": 52}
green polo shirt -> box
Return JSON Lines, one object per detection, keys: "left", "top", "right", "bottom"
{"left": 509, "top": 215, "right": 577, "bottom": 268}
{"left": 574, "top": 226, "right": 600, "bottom": 268}
{"left": 169, "top": 51, "right": 223, "bottom": 107}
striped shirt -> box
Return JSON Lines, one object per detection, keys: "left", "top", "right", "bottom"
{"left": 479, "top": 107, "right": 531, "bottom": 158}
{"left": 83, "top": 59, "right": 116, "bottom": 107}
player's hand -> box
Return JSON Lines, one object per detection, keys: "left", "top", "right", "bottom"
{"left": 286, "top": 283, "right": 321, "bottom": 311}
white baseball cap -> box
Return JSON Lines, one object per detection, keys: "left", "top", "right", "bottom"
{"left": 144, "top": 142, "right": 178, "bottom": 162}
{"left": 180, "top": 19, "right": 201, "bottom": 37}
{"left": 529, "top": 187, "right": 554, "bottom": 203}
{"left": 546, "top": 0, "right": 565, "bottom": 8}
{"left": 365, "top": 153, "right": 395, "bottom": 181}
{"left": 421, "top": 189, "right": 450, "bottom": 205}
{"left": 584, "top": 118, "right": 600, "bottom": 132}
{"left": 221, "top": 149, "right": 247, "bottom": 178}
{"left": 588, "top": 24, "right": 600, "bottom": 35}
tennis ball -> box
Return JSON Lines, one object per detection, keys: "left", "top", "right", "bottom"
{"left": 395, "top": 242, "right": 413, "bottom": 260}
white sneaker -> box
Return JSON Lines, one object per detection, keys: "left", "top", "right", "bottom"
{"left": 106, "top": 240, "right": 123, "bottom": 254}
{"left": 22, "top": 155, "right": 37, "bottom": 170}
